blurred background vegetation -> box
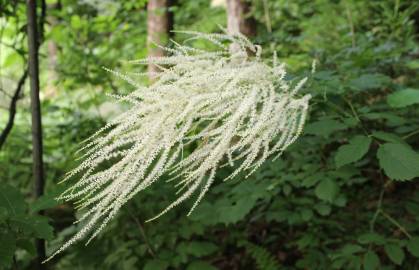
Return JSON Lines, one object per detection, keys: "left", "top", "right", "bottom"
{"left": 1, "top": 0, "right": 419, "bottom": 269}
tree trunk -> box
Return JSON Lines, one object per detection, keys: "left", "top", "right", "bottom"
{"left": 45, "top": 3, "right": 60, "bottom": 98}
{"left": 226, "top": 0, "right": 256, "bottom": 37}
{"left": 26, "top": 0, "right": 46, "bottom": 268}
{"left": 147, "top": 0, "right": 170, "bottom": 81}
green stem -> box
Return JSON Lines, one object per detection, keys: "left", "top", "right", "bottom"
{"left": 381, "top": 210, "right": 412, "bottom": 239}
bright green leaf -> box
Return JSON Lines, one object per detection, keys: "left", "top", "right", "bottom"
{"left": 335, "top": 135, "right": 371, "bottom": 167}
{"left": 2, "top": 51, "right": 23, "bottom": 68}
{"left": 387, "top": 88, "right": 419, "bottom": 108}
{"left": 377, "top": 143, "right": 419, "bottom": 181}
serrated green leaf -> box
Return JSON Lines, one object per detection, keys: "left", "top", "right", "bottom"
{"left": 305, "top": 119, "right": 347, "bottom": 137}
{"left": 377, "top": 143, "right": 419, "bottom": 181}
{"left": 0, "top": 231, "right": 16, "bottom": 268}
{"left": 406, "top": 237, "right": 419, "bottom": 258}
{"left": 387, "top": 88, "right": 419, "bottom": 108}
{"left": 363, "top": 250, "right": 380, "bottom": 270}
{"left": 384, "top": 244, "right": 404, "bottom": 265}
{"left": 335, "top": 135, "right": 371, "bottom": 167}
{"left": 315, "top": 179, "right": 339, "bottom": 202}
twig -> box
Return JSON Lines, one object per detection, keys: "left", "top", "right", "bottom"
{"left": 127, "top": 209, "right": 156, "bottom": 257}
{"left": 380, "top": 210, "right": 412, "bottom": 239}
{"left": 370, "top": 185, "right": 385, "bottom": 232}
{"left": 402, "top": 128, "right": 419, "bottom": 140}
{"left": 0, "top": 69, "right": 28, "bottom": 150}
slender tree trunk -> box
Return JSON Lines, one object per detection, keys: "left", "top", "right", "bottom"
{"left": 226, "top": 0, "right": 256, "bottom": 36}
{"left": 45, "top": 3, "right": 59, "bottom": 98}
{"left": 26, "top": 0, "right": 46, "bottom": 268}
{"left": 147, "top": 0, "right": 170, "bottom": 81}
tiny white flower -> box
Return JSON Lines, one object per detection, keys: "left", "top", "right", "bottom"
{"left": 46, "top": 31, "right": 310, "bottom": 261}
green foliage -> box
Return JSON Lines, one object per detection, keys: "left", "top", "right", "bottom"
{"left": 242, "top": 242, "right": 280, "bottom": 270}
{"left": 363, "top": 250, "right": 380, "bottom": 270}
{"left": 0, "top": 185, "right": 54, "bottom": 268}
{"left": 1, "top": 0, "right": 419, "bottom": 269}
{"left": 387, "top": 88, "right": 419, "bottom": 108}
{"left": 377, "top": 143, "right": 419, "bottom": 180}
{"left": 335, "top": 135, "right": 372, "bottom": 168}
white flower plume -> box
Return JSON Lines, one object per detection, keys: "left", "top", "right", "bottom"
{"left": 47, "top": 31, "right": 310, "bottom": 261}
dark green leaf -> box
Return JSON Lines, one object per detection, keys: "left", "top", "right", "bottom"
{"left": 10, "top": 215, "right": 54, "bottom": 240}
{"left": 315, "top": 179, "right": 339, "bottom": 202}
{"left": 363, "top": 251, "right": 380, "bottom": 270}
{"left": 406, "top": 237, "right": 419, "bottom": 258}
{"left": 305, "top": 119, "right": 347, "bottom": 137}
{"left": 16, "top": 239, "right": 36, "bottom": 255}
{"left": 314, "top": 204, "right": 331, "bottom": 216}
{"left": 371, "top": 132, "right": 405, "bottom": 144}
{"left": 0, "top": 231, "right": 16, "bottom": 268}
{"left": 341, "top": 244, "right": 364, "bottom": 255}
{"left": 335, "top": 135, "right": 371, "bottom": 167}
{"left": 357, "top": 233, "right": 385, "bottom": 245}
{"left": 143, "top": 259, "right": 169, "bottom": 270}
{"left": 349, "top": 74, "right": 390, "bottom": 91}
{"left": 384, "top": 244, "right": 404, "bottom": 265}
{"left": 0, "top": 207, "right": 8, "bottom": 222}
{"left": 0, "top": 185, "right": 26, "bottom": 216}
{"left": 187, "top": 261, "right": 217, "bottom": 270}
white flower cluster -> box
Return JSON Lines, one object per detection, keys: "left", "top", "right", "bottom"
{"left": 47, "top": 31, "right": 310, "bottom": 260}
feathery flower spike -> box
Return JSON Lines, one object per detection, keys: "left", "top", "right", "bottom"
{"left": 46, "top": 31, "right": 311, "bottom": 261}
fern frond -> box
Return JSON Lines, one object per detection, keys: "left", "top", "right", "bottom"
{"left": 244, "top": 242, "right": 281, "bottom": 270}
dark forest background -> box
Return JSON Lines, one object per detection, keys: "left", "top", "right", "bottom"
{"left": 1, "top": 0, "right": 419, "bottom": 269}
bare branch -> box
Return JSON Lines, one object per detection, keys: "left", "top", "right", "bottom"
{"left": 0, "top": 69, "right": 28, "bottom": 150}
